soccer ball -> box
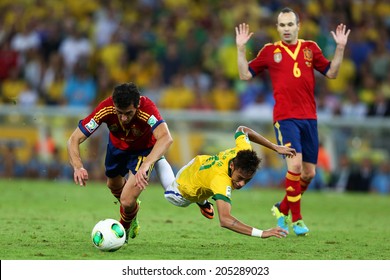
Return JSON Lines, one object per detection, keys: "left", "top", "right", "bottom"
{"left": 91, "top": 219, "right": 126, "bottom": 252}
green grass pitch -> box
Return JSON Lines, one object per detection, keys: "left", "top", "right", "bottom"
{"left": 0, "top": 179, "right": 389, "bottom": 260}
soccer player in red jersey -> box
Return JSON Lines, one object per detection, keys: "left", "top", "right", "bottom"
{"left": 235, "top": 7, "right": 350, "bottom": 235}
{"left": 67, "top": 82, "right": 174, "bottom": 242}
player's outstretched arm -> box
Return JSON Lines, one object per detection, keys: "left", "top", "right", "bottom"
{"left": 215, "top": 199, "right": 288, "bottom": 239}
{"left": 67, "top": 127, "right": 89, "bottom": 186}
{"left": 237, "top": 126, "right": 296, "bottom": 157}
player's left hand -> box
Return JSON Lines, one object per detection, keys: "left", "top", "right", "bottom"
{"left": 73, "top": 167, "right": 88, "bottom": 186}
{"left": 275, "top": 145, "right": 296, "bottom": 158}
{"left": 135, "top": 165, "right": 150, "bottom": 190}
{"left": 330, "top": 23, "right": 351, "bottom": 47}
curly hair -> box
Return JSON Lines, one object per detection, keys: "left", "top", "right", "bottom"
{"left": 233, "top": 150, "right": 261, "bottom": 176}
{"left": 112, "top": 82, "right": 141, "bottom": 109}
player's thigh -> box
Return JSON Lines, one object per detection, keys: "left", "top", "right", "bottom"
{"left": 273, "top": 120, "right": 302, "bottom": 152}
{"left": 300, "top": 120, "right": 319, "bottom": 164}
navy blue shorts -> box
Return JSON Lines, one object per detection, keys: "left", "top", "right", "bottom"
{"left": 273, "top": 119, "right": 318, "bottom": 164}
{"left": 104, "top": 140, "right": 153, "bottom": 178}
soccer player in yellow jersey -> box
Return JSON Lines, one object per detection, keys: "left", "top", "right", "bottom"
{"left": 162, "top": 126, "right": 296, "bottom": 239}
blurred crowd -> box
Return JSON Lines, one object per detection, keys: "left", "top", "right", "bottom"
{"left": 0, "top": 0, "right": 389, "bottom": 194}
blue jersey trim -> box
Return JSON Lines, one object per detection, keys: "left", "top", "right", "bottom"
{"left": 323, "top": 62, "right": 331, "bottom": 76}
{"left": 78, "top": 120, "right": 91, "bottom": 137}
{"left": 151, "top": 119, "right": 165, "bottom": 132}
{"left": 248, "top": 66, "right": 256, "bottom": 77}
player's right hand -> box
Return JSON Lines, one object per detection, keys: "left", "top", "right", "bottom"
{"left": 235, "top": 23, "right": 253, "bottom": 47}
{"left": 74, "top": 167, "right": 88, "bottom": 186}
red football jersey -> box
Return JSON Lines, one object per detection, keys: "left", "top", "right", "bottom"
{"left": 78, "top": 96, "right": 164, "bottom": 151}
{"left": 248, "top": 40, "right": 330, "bottom": 121}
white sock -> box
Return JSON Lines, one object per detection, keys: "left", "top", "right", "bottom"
{"left": 155, "top": 157, "right": 175, "bottom": 191}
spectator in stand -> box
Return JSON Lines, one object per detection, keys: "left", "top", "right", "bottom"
{"left": 0, "top": 36, "right": 19, "bottom": 81}
{"left": 10, "top": 20, "right": 41, "bottom": 65}
{"left": 209, "top": 75, "right": 239, "bottom": 111}
{"left": 127, "top": 50, "right": 161, "bottom": 90}
{"left": 58, "top": 22, "right": 92, "bottom": 76}
{"left": 241, "top": 93, "right": 273, "bottom": 120}
{"left": 39, "top": 19, "right": 62, "bottom": 64}
{"left": 24, "top": 145, "right": 44, "bottom": 179}
{"left": 19, "top": 81, "right": 39, "bottom": 107}
{"left": 41, "top": 53, "right": 66, "bottom": 105}
{"left": 63, "top": 60, "right": 97, "bottom": 107}
{"left": 326, "top": 48, "right": 356, "bottom": 97}
{"left": 328, "top": 154, "right": 351, "bottom": 192}
{"left": 238, "top": 78, "right": 273, "bottom": 110}
{"left": 316, "top": 84, "right": 341, "bottom": 119}
{"left": 366, "top": 89, "right": 390, "bottom": 117}
{"left": 0, "top": 144, "right": 19, "bottom": 178}
{"left": 366, "top": 39, "right": 390, "bottom": 83}
{"left": 93, "top": 1, "right": 120, "bottom": 48}
{"left": 346, "top": 157, "right": 375, "bottom": 193}
{"left": 46, "top": 147, "right": 65, "bottom": 180}
{"left": 340, "top": 85, "right": 367, "bottom": 118}
{"left": 347, "top": 27, "right": 374, "bottom": 82}
{"left": 358, "top": 73, "right": 377, "bottom": 106}
{"left": 159, "top": 42, "right": 182, "bottom": 85}
{"left": 108, "top": 49, "right": 129, "bottom": 82}
{"left": 1, "top": 67, "right": 27, "bottom": 104}
{"left": 23, "top": 48, "right": 44, "bottom": 91}
{"left": 159, "top": 73, "right": 195, "bottom": 109}
{"left": 97, "top": 30, "right": 126, "bottom": 78}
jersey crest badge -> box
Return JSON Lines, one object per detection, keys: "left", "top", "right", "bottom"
{"left": 303, "top": 47, "right": 313, "bottom": 67}
{"left": 85, "top": 119, "right": 99, "bottom": 133}
{"left": 273, "top": 48, "right": 282, "bottom": 63}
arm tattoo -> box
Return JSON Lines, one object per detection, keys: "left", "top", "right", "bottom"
{"left": 231, "top": 219, "right": 239, "bottom": 227}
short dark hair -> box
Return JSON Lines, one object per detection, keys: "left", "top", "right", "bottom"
{"left": 233, "top": 150, "right": 261, "bottom": 176}
{"left": 280, "top": 7, "right": 300, "bottom": 24}
{"left": 112, "top": 82, "right": 141, "bottom": 109}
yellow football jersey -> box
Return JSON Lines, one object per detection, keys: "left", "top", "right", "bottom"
{"left": 177, "top": 131, "right": 252, "bottom": 203}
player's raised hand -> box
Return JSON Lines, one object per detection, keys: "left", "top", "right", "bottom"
{"left": 261, "top": 227, "right": 288, "bottom": 239}
{"left": 330, "top": 24, "right": 350, "bottom": 48}
{"left": 74, "top": 167, "right": 88, "bottom": 186}
{"left": 235, "top": 23, "right": 253, "bottom": 48}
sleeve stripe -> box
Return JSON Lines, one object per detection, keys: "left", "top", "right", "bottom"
{"left": 95, "top": 106, "right": 115, "bottom": 121}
